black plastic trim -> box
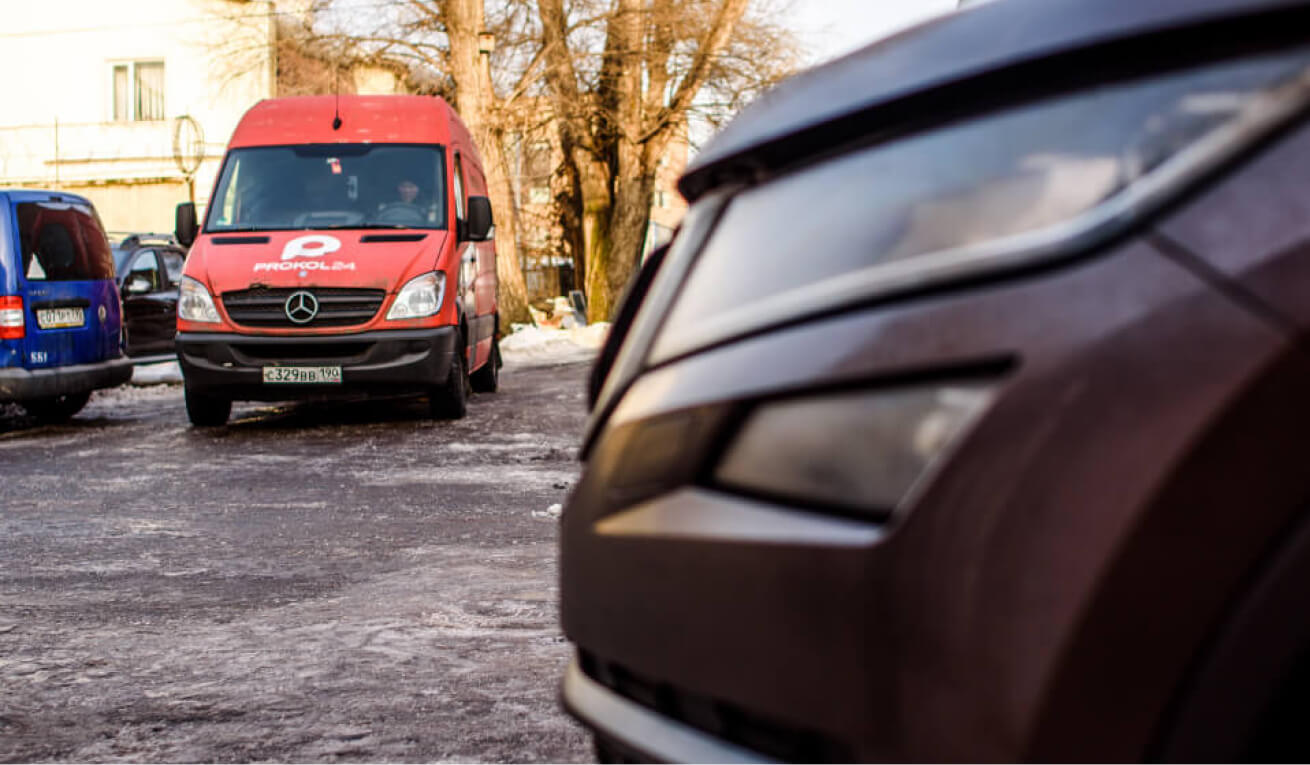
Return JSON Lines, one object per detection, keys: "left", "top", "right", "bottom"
{"left": 360, "top": 233, "right": 428, "bottom": 243}
{"left": 212, "top": 235, "right": 271, "bottom": 245}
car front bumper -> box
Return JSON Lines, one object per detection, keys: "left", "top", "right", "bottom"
{"left": 561, "top": 658, "right": 771, "bottom": 764}
{"left": 176, "top": 326, "right": 458, "bottom": 401}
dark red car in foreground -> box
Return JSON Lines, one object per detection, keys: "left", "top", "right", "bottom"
{"left": 560, "top": 0, "right": 1310, "bottom": 760}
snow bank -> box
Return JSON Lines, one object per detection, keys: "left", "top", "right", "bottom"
{"left": 500, "top": 323, "right": 608, "bottom": 366}
{"left": 132, "top": 360, "right": 184, "bottom": 385}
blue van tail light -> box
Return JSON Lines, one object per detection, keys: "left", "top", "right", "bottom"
{"left": 713, "top": 382, "right": 996, "bottom": 519}
{"left": 0, "top": 296, "right": 25, "bottom": 339}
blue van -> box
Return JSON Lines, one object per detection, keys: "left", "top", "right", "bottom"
{"left": 0, "top": 190, "right": 131, "bottom": 421}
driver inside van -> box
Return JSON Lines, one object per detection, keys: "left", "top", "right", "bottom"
{"left": 394, "top": 179, "right": 420, "bottom": 205}
{"left": 375, "top": 178, "right": 428, "bottom": 225}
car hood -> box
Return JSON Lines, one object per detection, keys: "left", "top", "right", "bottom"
{"left": 190, "top": 230, "right": 448, "bottom": 294}
{"left": 680, "top": 0, "right": 1307, "bottom": 200}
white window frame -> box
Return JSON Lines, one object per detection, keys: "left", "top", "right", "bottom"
{"left": 109, "top": 60, "right": 166, "bottom": 122}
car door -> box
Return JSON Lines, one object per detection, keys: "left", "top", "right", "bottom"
{"left": 120, "top": 249, "right": 173, "bottom": 357}
{"left": 156, "top": 248, "right": 183, "bottom": 354}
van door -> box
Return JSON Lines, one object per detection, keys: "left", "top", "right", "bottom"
{"left": 14, "top": 200, "right": 121, "bottom": 369}
{"left": 452, "top": 152, "right": 479, "bottom": 366}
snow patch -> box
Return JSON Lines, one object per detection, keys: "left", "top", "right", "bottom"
{"left": 500, "top": 323, "right": 608, "bottom": 367}
{"left": 132, "top": 360, "right": 183, "bottom": 385}
{"left": 353, "top": 464, "right": 577, "bottom": 489}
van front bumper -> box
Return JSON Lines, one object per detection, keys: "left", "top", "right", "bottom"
{"left": 176, "top": 327, "right": 458, "bottom": 401}
{"left": 0, "top": 358, "right": 133, "bottom": 401}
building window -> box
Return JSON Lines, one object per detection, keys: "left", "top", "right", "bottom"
{"left": 653, "top": 189, "right": 667, "bottom": 208}
{"left": 523, "top": 140, "right": 551, "bottom": 205}
{"left": 112, "top": 65, "right": 129, "bottom": 120}
{"left": 112, "top": 61, "right": 165, "bottom": 121}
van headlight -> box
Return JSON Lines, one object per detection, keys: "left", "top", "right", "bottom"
{"left": 387, "top": 272, "right": 445, "bottom": 320}
{"left": 713, "top": 383, "right": 996, "bottom": 519}
{"left": 178, "top": 276, "right": 222, "bottom": 324}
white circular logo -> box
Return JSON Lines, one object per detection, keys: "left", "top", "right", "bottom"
{"left": 282, "top": 234, "right": 341, "bottom": 261}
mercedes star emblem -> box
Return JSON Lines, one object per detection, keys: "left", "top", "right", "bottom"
{"left": 285, "top": 290, "right": 319, "bottom": 324}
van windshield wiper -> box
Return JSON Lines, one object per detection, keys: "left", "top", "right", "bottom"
{"left": 317, "top": 224, "right": 418, "bottom": 230}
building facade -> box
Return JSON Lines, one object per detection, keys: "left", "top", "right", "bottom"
{"left": 0, "top": 1, "right": 685, "bottom": 302}
{"left": 0, "top": 1, "right": 277, "bottom": 232}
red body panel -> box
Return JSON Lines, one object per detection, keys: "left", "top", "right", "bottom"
{"left": 228, "top": 96, "right": 458, "bottom": 149}
{"left": 177, "top": 230, "right": 456, "bottom": 335}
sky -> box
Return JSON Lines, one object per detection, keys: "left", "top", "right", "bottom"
{"left": 783, "top": 0, "right": 961, "bottom": 66}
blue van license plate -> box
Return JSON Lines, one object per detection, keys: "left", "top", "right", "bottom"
{"left": 35, "top": 307, "right": 84, "bottom": 329}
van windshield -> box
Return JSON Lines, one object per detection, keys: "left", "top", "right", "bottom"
{"left": 205, "top": 144, "right": 447, "bottom": 232}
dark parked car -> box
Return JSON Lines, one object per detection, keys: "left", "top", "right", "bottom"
{"left": 561, "top": 0, "right": 1310, "bottom": 761}
{"left": 110, "top": 233, "right": 184, "bottom": 360}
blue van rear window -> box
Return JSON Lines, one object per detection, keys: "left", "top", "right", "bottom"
{"left": 16, "top": 201, "right": 115, "bottom": 282}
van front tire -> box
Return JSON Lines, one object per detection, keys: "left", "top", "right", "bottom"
{"left": 430, "top": 348, "right": 469, "bottom": 420}
{"left": 185, "top": 387, "right": 231, "bottom": 427}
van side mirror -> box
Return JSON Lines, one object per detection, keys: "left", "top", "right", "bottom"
{"left": 465, "top": 196, "right": 494, "bottom": 242}
{"left": 175, "top": 202, "right": 198, "bottom": 248}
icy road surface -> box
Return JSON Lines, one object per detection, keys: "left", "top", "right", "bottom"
{"left": 0, "top": 359, "right": 592, "bottom": 762}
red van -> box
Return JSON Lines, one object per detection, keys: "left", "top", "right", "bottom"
{"left": 173, "top": 95, "right": 501, "bottom": 426}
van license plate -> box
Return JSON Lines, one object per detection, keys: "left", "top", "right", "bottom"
{"left": 35, "top": 307, "right": 84, "bottom": 329}
{"left": 262, "top": 366, "right": 342, "bottom": 384}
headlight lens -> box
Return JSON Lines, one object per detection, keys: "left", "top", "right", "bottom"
{"left": 386, "top": 272, "right": 445, "bottom": 320}
{"left": 177, "top": 276, "right": 221, "bottom": 323}
{"left": 714, "top": 383, "right": 995, "bottom": 518}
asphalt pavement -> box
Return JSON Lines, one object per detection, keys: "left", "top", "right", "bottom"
{"left": 0, "top": 359, "right": 592, "bottom": 762}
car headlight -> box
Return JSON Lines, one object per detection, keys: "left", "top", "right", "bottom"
{"left": 177, "top": 276, "right": 221, "bottom": 324}
{"left": 714, "top": 383, "right": 996, "bottom": 519}
{"left": 387, "top": 272, "right": 445, "bottom": 320}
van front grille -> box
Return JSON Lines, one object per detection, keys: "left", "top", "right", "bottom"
{"left": 221, "top": 287, "right": 386, "bottom": 328}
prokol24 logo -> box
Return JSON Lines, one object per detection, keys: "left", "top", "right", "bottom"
{"left": 253, "top": 234, "right": 357, "bottom": 272}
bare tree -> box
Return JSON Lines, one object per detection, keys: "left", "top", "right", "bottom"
{"left": 538, "top": 0, "right": 796, "bottom": 321}
{"left": 441, "top": 0, "right": 535, "bottom": 329}
{"left": 271, "top": 0, "right": 535, "bottom": 326}
{"left": 272, "top": 0, "right": 797, "bottom": 324}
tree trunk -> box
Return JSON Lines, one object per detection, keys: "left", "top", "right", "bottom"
{"left": 480, "top": 123, "right": 532, "bottom": 327}
{"left": 576, "top": 152, "right": 615, "bottom": 322}
{"left": 538, "top": 0, "right": 751, "bottom": 324}
{"left": 445, "top": 0, "right": 532, "bottom": 327}
{"left": 587, "top": 136, "right": 654, "bottom": 323}
{"left": 556, "top": 125, "right": 587, "bottom": 294}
